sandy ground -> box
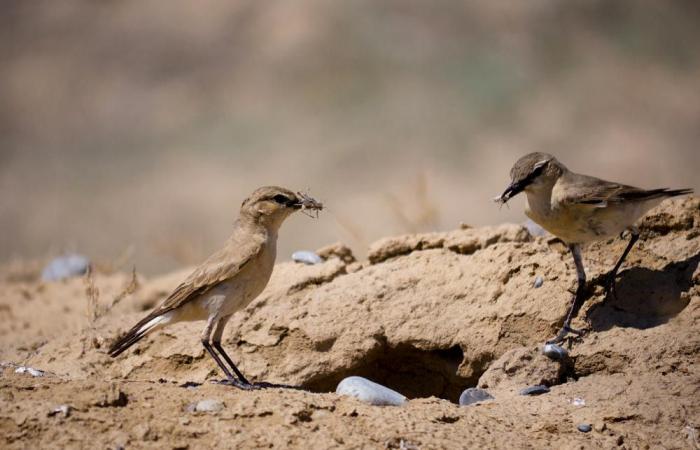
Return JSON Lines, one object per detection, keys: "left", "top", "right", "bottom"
{"left": 1, "top": 197, "right": 699, "bottom": 449}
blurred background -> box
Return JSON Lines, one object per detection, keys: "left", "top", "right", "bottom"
{"left": 1, "top": 0, "right": 699, "bottom": 275}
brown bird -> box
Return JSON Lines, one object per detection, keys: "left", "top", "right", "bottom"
{"left": 496, "top": 153, "right": 692, "bottom": 343}
{"left": 109, "top": 186, "right": 323, "bottom": 389}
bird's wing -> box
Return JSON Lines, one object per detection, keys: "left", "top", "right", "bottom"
{"left": 152, "top": 232, "right": 265, "bottom": 315}
{"left": 557, "top": 173, "right": 669, "bottom": 208}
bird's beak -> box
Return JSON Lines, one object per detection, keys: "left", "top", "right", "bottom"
{"left": 293, "top": 192, "right": 323, "bottom": 212}
{"left": 494, "top": 181, "right": 524, "bottom": 205}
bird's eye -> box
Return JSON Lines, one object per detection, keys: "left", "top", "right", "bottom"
{"left": 531, "top": 162, "right": 547, "bottom": 177}
{"left": 273, "top": 194, "right": 290, "bottom": 205}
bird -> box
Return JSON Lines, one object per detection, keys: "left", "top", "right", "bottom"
{"left": 109, "top": 186, "right": 323, "bottom": 389}
{"left": 495, "top": 153, "right": 692, "bottom": 344}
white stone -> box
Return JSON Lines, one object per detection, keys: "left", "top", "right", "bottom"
{"left": 194, "top": 399, "right": 224, "bottom": 412}
{"left": 292, "top": 250, "right": 323, "bottom": 265}
{"left": 336, "top": 376, "right": 406, "bottom": 406}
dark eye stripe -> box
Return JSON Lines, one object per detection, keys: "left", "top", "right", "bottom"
{"left": 273, "top": 194, "right": 291, "bottom": 205}
{"left": 522, "top": 164, "right": 545, "bottom": 184}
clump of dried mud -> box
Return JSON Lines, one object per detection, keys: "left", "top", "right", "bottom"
{"left": 1, "top": 198, "right": 698, "bottom": 449}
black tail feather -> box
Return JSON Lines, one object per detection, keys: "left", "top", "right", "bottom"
{"left": 108, "top": 313, "right": 159, "bottom": 357}
{"left": 662, "top": 188, "right": 694, "bottom": 197}
{"left": 620, "top": 188, "right": 693, "bottom": 201}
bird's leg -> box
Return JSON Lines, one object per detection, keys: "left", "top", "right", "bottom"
{"left": 211, "top": 315, "right": 252, "bottom": 386}
{"left": 547, "top": 244, "right": 587, "bottom": 344}
{"left": 605, "top": 227, "right": 639, "bottom": 300}
{"left": 211, "top": 316, "right": 303, "bottom": 390}
{"left": 200, "top": 315, "right": 250, "bottom": 388}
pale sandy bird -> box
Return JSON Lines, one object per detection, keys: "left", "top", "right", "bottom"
{"left": 496, "top": 153, "right": 692, "bottom": 344}
{"left": 109, "top": 186, "right": 323, "bottom": 389}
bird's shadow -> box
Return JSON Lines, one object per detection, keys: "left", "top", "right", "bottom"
{"left": 586, "top": 253, "right": 698, "bottom": 331}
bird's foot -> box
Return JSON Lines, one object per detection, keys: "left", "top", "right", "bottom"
{"left": 215, "top": 378, "right": 260, "bottom": 390}
{"left": 214, "top": 379, "right": 304, "bottom": 391}
{"left": 250, "top": 381, "right": 305, "bottom": 391}
{"left": 604, "top": 274, "right": 618, "bottom": 300}
{"left": 546, "top": 325, "right": 585, "bottom": 345}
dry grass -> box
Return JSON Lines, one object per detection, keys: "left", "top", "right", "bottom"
{"left": 384, "top": 173, "right": 440, "bottom": 234}
{"left": 81, "top": 266, "right": 139, "bottom": 355}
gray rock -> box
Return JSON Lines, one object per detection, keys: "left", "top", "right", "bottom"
{"left": 459, "top": 388, "right": 494, "bottom": 406}
{"left": 336, "top": 376, "right": 406, "bottom": 406}
{"left": 542, "top": 343, "right": 568, "bottom": 360}
{"left": 292, "top": 250, "right": 323, "bottom": 265}
{"left": 577, "top": 423, "right": 592, "bottom": 433}
{"left": 533, "top": 276, "right": 544, "bottom": 288}
{"left": 522, "top": 219, "right": 547, "bottom": 237}
{"left": 42, "top": 254, "right": 90, "bottom": 282}
{"left": 519, "top": 385, "right": 550, "bottom": 396}
{"left": 193, "top": 399, "right": 225, "bottom": 413}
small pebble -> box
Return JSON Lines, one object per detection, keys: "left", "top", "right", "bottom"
{"left": 193, "top": 399, "right": 224, "bottom": 413}
{"left": 41, "top": 254, "right": 90, "bottom": 282}
{"left": 292, "top": 250, "right": 323, "bottom": 265}
{"left": 519, "top": 385, "right": 550, "bottom": 396}
{"left": 459, "top": 388, "right": 494, "bottom": 406}
{"left": 572, "top": 397, "right": 586, "bottom": 407}
{"left": 15, "top": 366, "right": 44, "bottom": 377}
{"left": 533, "top": 276, "right": 544, "bottom": 288}
{"left": 336, "top": 376, "right": 406, "bottom": 406}
{"left": 542, "top": 343, "right": 568, "bottom": 360}
{"left": 577, "top": 423, "right": 592, "bottom": 433}
{"left": 48, "top": 405, "right": 71, "bottom": 418}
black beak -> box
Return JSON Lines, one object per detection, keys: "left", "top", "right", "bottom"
{"left": 495, "top": 181, "right": 525, "bottom": 204}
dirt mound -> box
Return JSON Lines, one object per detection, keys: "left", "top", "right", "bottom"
{"left": 1, "top": 197, "right": 698, "bottom": 449}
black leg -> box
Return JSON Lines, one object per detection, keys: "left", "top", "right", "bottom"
{"left": 213, "top": 340, "right": 251, "bottom": 385}
{"left": 547, "top": 244, "right": 587, "bottom": 344}
{"left": 202, "top": 339, "right": 235, "bottom": 380}
{"left": 605, "top": 228, "right": 639, "bottom": 300}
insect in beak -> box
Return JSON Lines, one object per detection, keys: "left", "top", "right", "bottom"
{"left": 295, "top": 191, "right": 323, "bottom": 218}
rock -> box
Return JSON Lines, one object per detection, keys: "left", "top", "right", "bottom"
{"left": 194, "top": 399, "right": 225, "bottom": 412}
{"left": 292, "top": 250, "right": 323, "bottom": 265}
{"left": 533, "top": 276, "right": 544, "bottom": 288}
{"left": 458, "top": 388, "right": 494, "bottom": 406}
{"left": 48, "top": 404, "right": 71, "bottom": 418}
{"left": 478, "top": 347, "right": 564, "bottom": 394}
{"left": 316, "top": 242, "right": 356, "bottom": 263}
{"left": 93, "top": 383, "right": 128, "bottom": 407}
{"left": 14, "top": 366, "right": 44, "bottom": 377}
{"left": 577, "top": 423, "right": 592, "bottom": 433}
{"left": 519, "top": 385, "right": 550, "bottom": 396}
{"left": 336, "top": 376, "right": 406, "bottom": 406}
{"left": 572, "top": 397, "right": 586, "bottom": 407}
{"left": 41, "top": 254, "right": 90, "bottom": 282}
{"left": 542, "top": 343, "right": 568, "bottom": 361}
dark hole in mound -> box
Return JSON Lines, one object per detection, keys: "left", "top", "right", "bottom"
{"left": 302, "top": 344, "right": 477, "bottom": 403}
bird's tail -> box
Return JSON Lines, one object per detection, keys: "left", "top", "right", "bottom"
{"left": 661, "top": 188, "right": 694, "bottom": 198}
{"left": 622, "top": 188, "right": 693, "bottom": 201}
{"left": 108, "top": 313, "right": 169, "bottom": 357}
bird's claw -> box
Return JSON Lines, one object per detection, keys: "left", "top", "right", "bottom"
{"left": 215, "top": 379, "right": 304, "bottom": 391}
{"left": 604, "top": 274, "right": 618, "bottom": 300}
{"left": 546, "top": 325, "right": 585, "bottom": 345}
{"left": 215, "top": 378, "right": 261, "bottom": 390}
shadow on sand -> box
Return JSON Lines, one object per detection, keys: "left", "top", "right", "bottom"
{"left": 587, "top": 253, "right": 699, "bottom": 331}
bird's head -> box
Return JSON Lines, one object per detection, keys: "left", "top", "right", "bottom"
{"left": 495, "top": 152, "right": 564, "bottom": 205}
{"left": 240, "top": 186, "right": 323, "bottom": 229}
